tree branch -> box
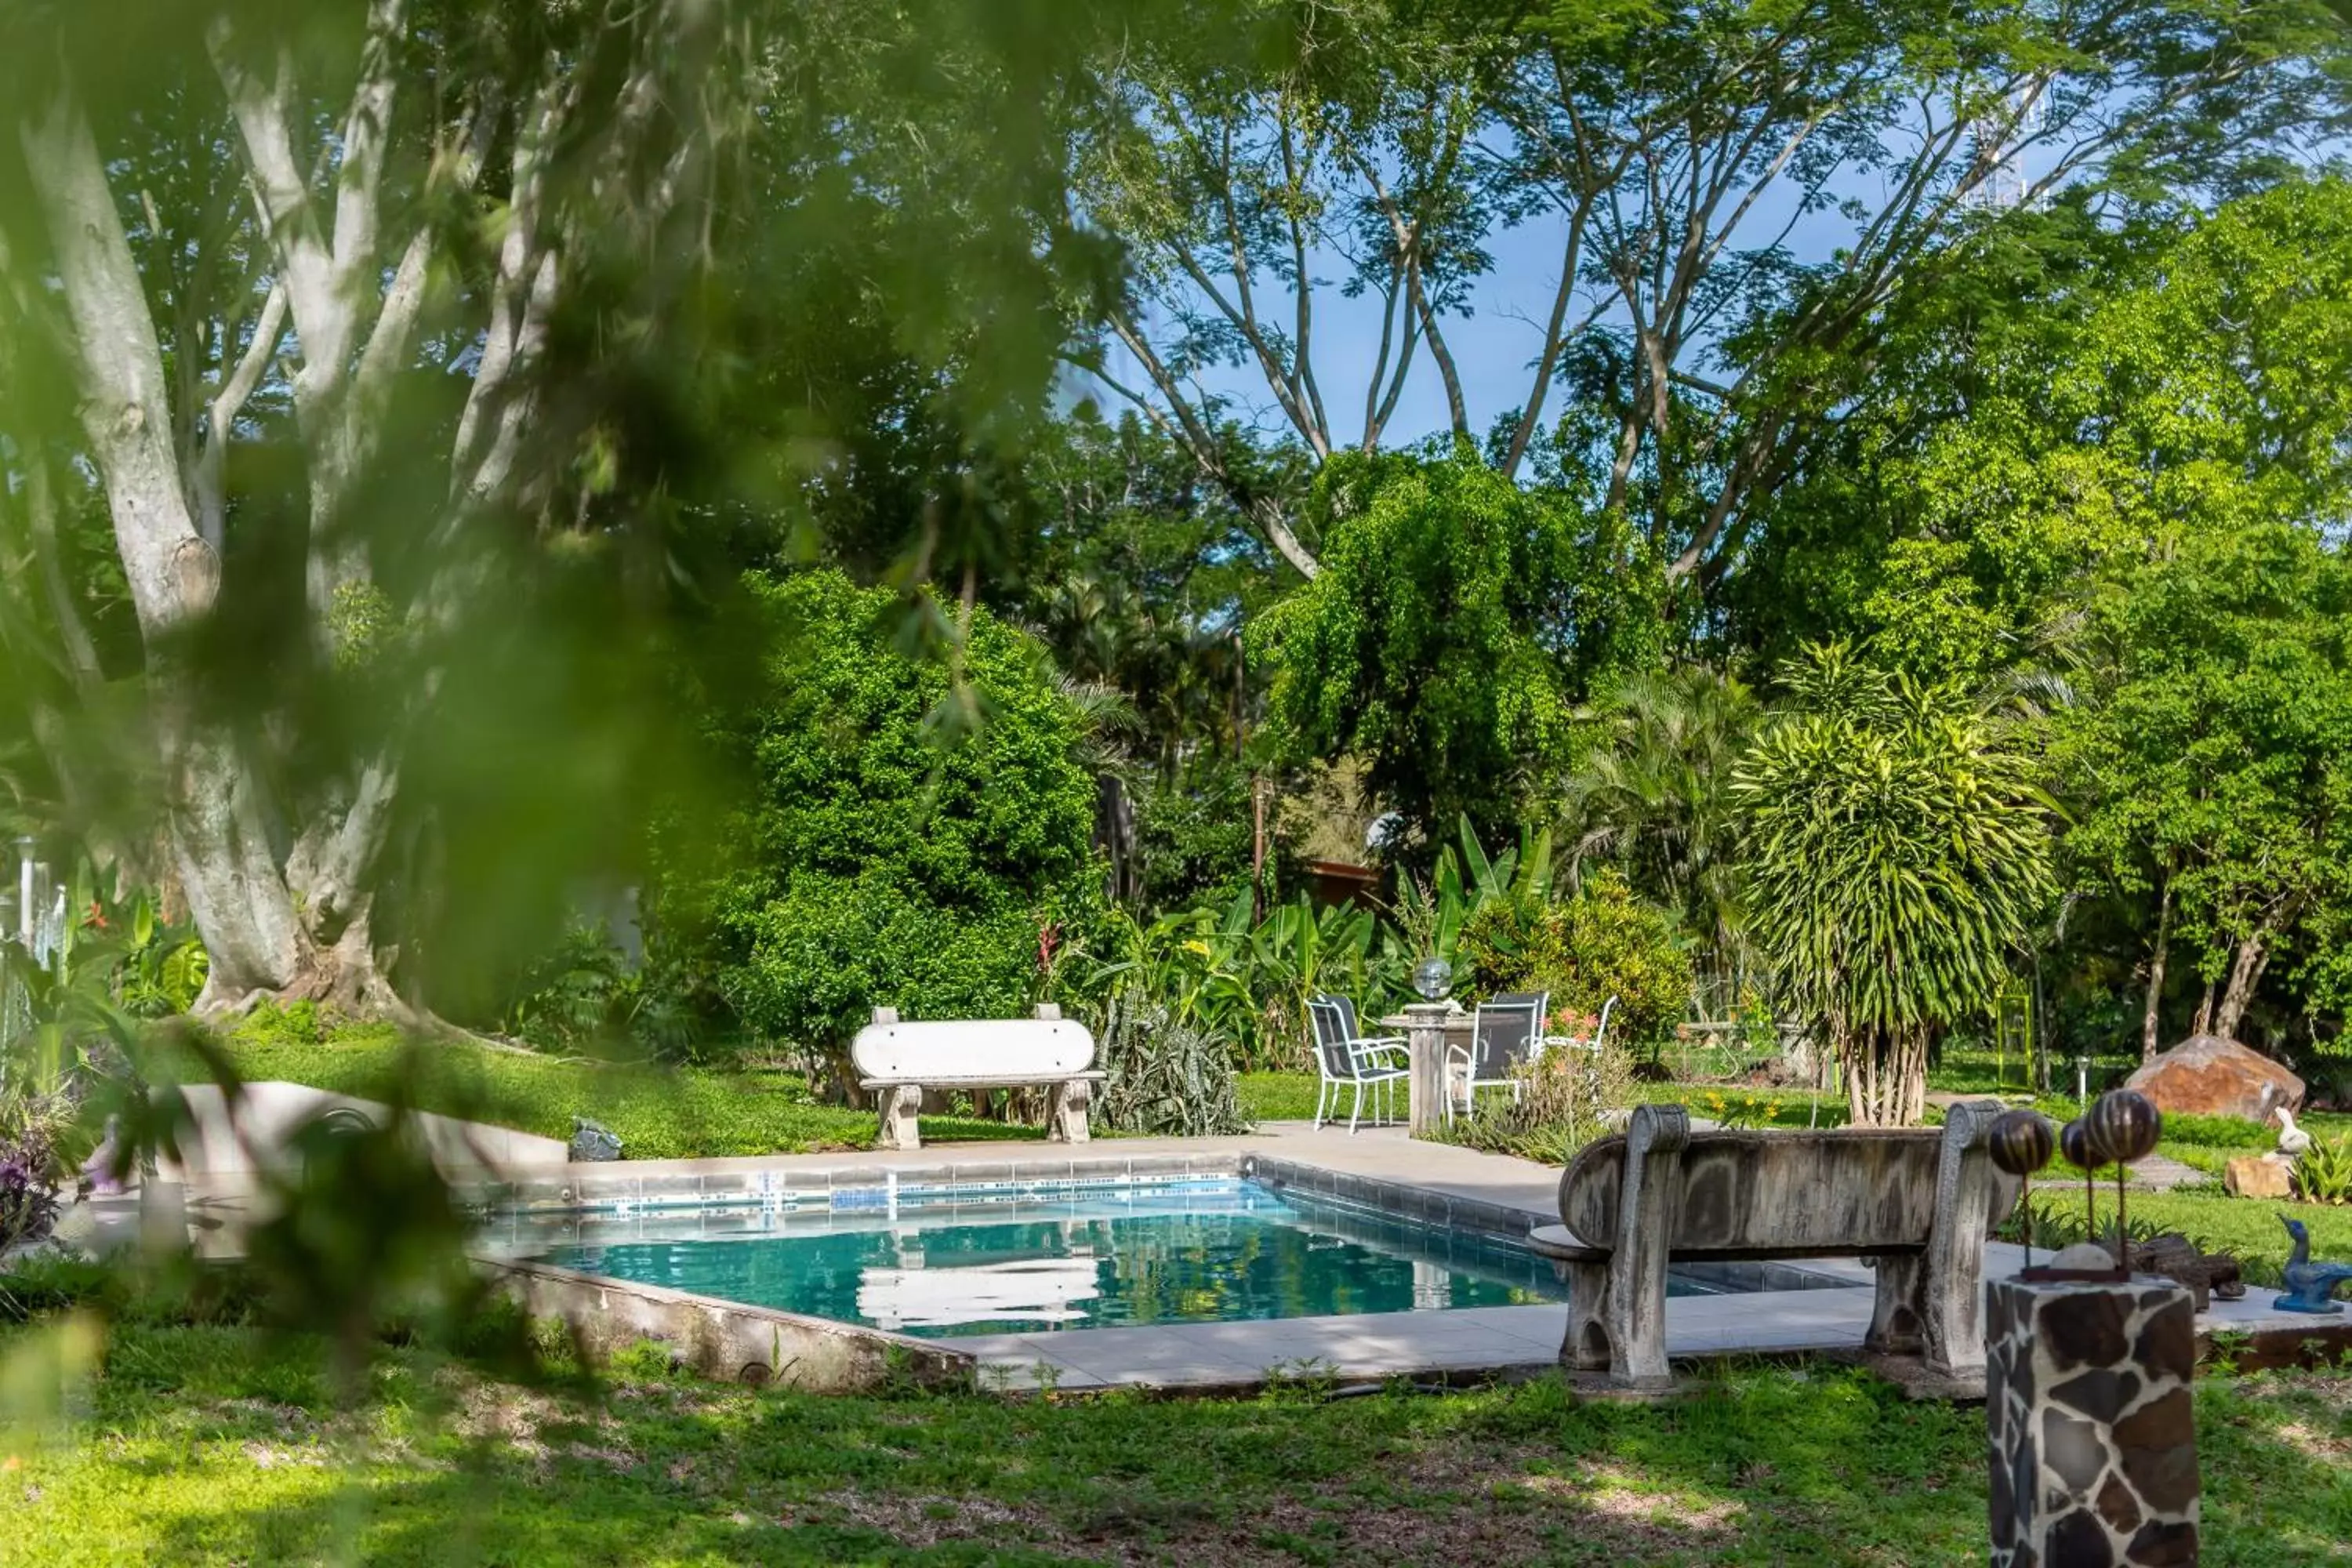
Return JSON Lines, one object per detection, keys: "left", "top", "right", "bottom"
{"left": 193, "top": 280, "right": 289, "bottom": 548}
{"left": 17, "top": 70, "right": 212, "bottom": 637}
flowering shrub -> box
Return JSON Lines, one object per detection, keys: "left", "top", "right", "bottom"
{"left": 1454, "top": 869, "right": 1692, "bottom": 1046}
{"left": 0, "top": 1125, "right": 60, "bottom": 1253}
{"left": 1431, "top": 1038, "right": 1637, "bottom": 1166}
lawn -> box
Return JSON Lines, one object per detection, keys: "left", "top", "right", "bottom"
{"left": 2, "top": 1316, "right": 2347, "bottom": 1566}
{"left": 2015, "top": 1187, "right": 2352, "bottom": 1287}
{"left": 158, "top": 1015, "right": 1033, "bottom": 1161}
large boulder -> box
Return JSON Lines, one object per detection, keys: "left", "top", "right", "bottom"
{"left": 2123, "top": 1034, "right": 2303, "bottom": 1123}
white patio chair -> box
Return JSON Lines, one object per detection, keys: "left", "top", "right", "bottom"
{"left": 1446, "top": 992, "right": 1545, "bottom": 1122}
{"left": 1308, "top": 993, "right": 1409, "bottom": 1134}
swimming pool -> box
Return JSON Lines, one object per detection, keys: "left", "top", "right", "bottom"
{"left": 521, "top": 1175, "right": 1721, "bottom": 1338}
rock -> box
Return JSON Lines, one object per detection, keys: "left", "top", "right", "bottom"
{"left": 568, "top": 1116, "right": 625, "bottom": 1163}
{"left": 2125, "top": 1233, "right": 2244, "bottom": 1311}
{"left": 2223, "top": 1154, "right": 2293, "bottom": 1200}
{"left": 2123, "top": 1034, "right": 2303, "bottom": 1124}
{"left": 2051, "top": 1241, "right": 2122, "bottom": 1275}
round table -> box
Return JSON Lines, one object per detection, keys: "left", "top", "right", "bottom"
{"left": 1378, "top": 1004, "right": 1477, "bottom": 1135}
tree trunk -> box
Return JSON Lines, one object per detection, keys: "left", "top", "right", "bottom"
{"left": 2191, "top": 981, "right": 2216, "bottom": 1039}
{"left": 2141, "top": 876, "right": 2172, "bottom": 1062}
{"left": 1093, "top": 773, "right": 1138, "bottom": 906}
{"left": 171, "top": 712, "right": 402, "bottom": 1016}
{"left": 1842, "top": 1025, "right": 1929, "bottom": 1128}
{"left": 2212, "top": 931, "right": 2270, "bottom": 1044}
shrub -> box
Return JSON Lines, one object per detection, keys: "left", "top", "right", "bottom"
{"left": 2292, "top": 1134, "right": 2352, "bottom": 1205}
{"left": 1131, "top": 763, "right": 1300, "bottom": 915}
{"left": 0, "top": 1123, "right": 60, "bottom": 1253}
{"left": 659, "top": 570, "right": 1104, "bottom": 1065}
{"left": 1093, "top": 991, "right": 1246, "bottom": 1136}
{"left": 500, "top": 924, "right": 696, "bottom": 1058}
{"left": 1432, "top": 1039, "right": 1637, "bottom": 1166}
{"left": 1454, "top": 869, "right": 1691, "bottom": 1046}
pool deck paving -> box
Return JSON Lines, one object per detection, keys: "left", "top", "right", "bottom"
{"left": 99, "top": 1117, "right": 2352, "bottom": 1396}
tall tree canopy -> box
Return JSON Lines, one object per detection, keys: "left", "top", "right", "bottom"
{"left": 1076, "top": 0, "right": 2351, "bottom": 599}
{"left": 0, "top": 0, "right": 1180, "bottom": 1018}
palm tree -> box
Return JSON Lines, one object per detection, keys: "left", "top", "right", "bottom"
{"left": 1560, "top": 666, "right": 1759, "bottom": 978}
{"left": 1731, "top": 644, "right": 2058, "bottom": 1126}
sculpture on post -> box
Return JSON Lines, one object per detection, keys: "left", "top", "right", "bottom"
{"left": 1984, "top": 1095, "right": 2201, "bottom": 1566}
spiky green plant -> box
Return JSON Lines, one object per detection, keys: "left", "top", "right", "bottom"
{"left": 1093, "top": 991, "right": 1247, "bottom": 1137}
{"left": 2292, "top": 1134, "right": 2352, "bottom": 1205}
{"left": 1732, "top": 644, "right": 2057, "bottom": 1126}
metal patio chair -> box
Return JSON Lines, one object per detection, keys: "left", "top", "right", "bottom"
{"left": 1308, "top": 993, "right": 1410, "bottom": 1134}
{"left": 1446, "top": 992, "right": 1547, "bottom": 1122}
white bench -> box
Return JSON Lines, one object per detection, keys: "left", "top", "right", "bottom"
{"left": 851, "top": 1005, "right": 1102, "bottom": 1150}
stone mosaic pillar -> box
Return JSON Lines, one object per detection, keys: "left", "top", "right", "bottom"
{"left": 1985, "top": 1275, "right": 2199, "bottom": 1566}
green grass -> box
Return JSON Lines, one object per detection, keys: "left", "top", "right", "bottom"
{"left": 1239, "top": 1072, "right": 1321, "bottom": 1123}
{"left": 2, "top": 1314, "right": 2346, "bottom": 1566}
{"left": 154, "top": 1017, "right": 1038, "bottom": 1161}
{"left": 2016, "top": 1186, "right": 2352, "bottom": 1287}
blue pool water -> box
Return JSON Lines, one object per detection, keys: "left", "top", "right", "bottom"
{"left": 527, "top": 1177, "right": 1715, "bottom": 1338}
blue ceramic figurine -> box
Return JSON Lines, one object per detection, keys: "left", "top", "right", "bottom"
{"left": 2276, "top": 1217, "right": 2352, "bottom": 1314}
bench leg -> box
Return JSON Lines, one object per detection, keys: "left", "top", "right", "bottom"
{"left": 1865, "top": 1254, "right": 1926, "bottom": 1356}
{"left": 1922, "top": 1099, "right": 2001, "bottom": 1380}
{"left": 1048, "top": 1080, "right": 1091, "bottom": 1144}
{"left": 1602, "top": 1104, "right": 1688, "bottom": 1389}
{"left": 876, "top": 1085, "right": 923, "bottom": 1152}
{"left": 1559, "top": 1258, "right": 1611, "bottom": 1371}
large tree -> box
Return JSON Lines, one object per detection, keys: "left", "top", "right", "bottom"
{"left": 1808, "top": 180, "right": 2352, "bottom": 1053}
{"left": 1075, "top": 0, "right": 2350, "bottom": 596}
{"left": 0, "top": 0, "right": 1175, "bottom": 1017}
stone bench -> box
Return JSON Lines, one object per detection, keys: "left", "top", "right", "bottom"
{"left": 851, "top": 1005, "right": 1102, "bottom": 1151}
{"left": 1527, "top": 1100, "right": 2015, "bottom": 1388}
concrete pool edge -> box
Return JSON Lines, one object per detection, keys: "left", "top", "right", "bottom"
{"left": 483, "top": 1255, "right": 978, "bottom": 1393}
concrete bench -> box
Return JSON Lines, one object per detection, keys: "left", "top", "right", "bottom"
{"left": 851, "top": 1005, "right": 1102, "bottom": 1151}
{"left": 1527, "top": 1100, "right": 2015, "bottom": 1388}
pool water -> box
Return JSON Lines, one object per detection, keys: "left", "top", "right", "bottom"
{"left": 528, "top": 1178, "right": 1714, "bottom": 1338}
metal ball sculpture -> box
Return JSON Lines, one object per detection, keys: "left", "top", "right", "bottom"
{"left": 2085, "top": 1090, "right": 2163, "bottom": 1272}
{"left": 2058, "top": 1118, "right": 2100, "bottom": 1247}
{"left": 1987, "top": 1110, "right": 2056, "bottom": 1271}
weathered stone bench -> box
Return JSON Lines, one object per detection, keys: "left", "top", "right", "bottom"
{"left": 851, "top": 1004, "right": 1102, "bottom": 1151}
{"left": 1528, "top": 1100, "right": 2014, "bottom": 1388}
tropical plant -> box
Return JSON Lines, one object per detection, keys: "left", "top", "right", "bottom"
{"left": 1455, "top": 869, "right": 1693, "bottom": 1048}
{"left": 499, "top": 926, "right": 698, "bottom": 1060}
{"left": 1561, "top": 666, "right": 1760, "bottom": 972}
{"left": 89, "top": 887, "right": 209, "bottom": 1020}
{"left": 2292, "top": 1134, "right": 2352, "bottom": 1206}
{"left": 1733, "top": 644, "right": 2059, "bottom": 1126}
{"left": 1092, "top": 990, "right": 1247, "bottom": 1137}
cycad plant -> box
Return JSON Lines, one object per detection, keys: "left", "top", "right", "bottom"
{"left": 1732, "top": 644, "right": 2056, "bottom": 1126}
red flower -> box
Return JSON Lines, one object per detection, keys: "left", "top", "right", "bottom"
{"left": 85, "top": 900, "right": 108, "bottom": 931}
